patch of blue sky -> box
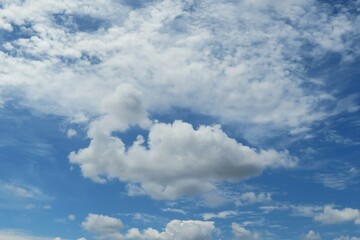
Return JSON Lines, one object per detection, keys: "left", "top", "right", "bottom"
{"left": 0, "top": 23, "right": 34, "bottom": 42}
{"left": 120, "top": 0, "right": 157, "bottom": 9}
{"left": 52, "top": 13, "right": 110, "bottom": 33}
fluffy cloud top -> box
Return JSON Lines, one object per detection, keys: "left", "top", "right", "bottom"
{"left": 70, "top": 95, "right": 296, "bottom": 199}
{"left": 304, "top": 230, "right": 321, "bottom": 240}
{"left": 81, "top": 214, "right": 215, "bottom": 240}
{"left": 232, "top": 223, "right": 260, "bottom": 240}
{"left": 314, "top": 205, "right": 360, "bottom": 225}
{"left": 81, "top": 214, "right": 123, "bottom": 234}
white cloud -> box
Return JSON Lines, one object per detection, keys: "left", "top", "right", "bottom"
{"left": 235, "top": 192, "right": 271, "bottom": 206}
{"left": 314, "top": 205, "right": 360, "bottom": 225}
{"left": 161, "top": 208, "right": 186, "bottom": 215}
{"left": 0, "top": 0, "right": 358, "bottom": 144}
{"left": 0, "top": 229, "right": 55, "bottom": 240}
{"left": 334, "top": 236, "right": 360, "bottom": 240}
{"left": 81, "top": 214, "right": 215, "bottom": 240}
{"left": 124, "top": 219, "right": 215, "bottom": 240}
{"left": 232, "top": 223, "right": 260, "bottom": 240}
{"left": 66, "top": 129, "right": 77, "bottom": 138}
{"left": 81, "top": 213, "right": 123, "bottom": 235}
{"left": 0, "top": 182, "right": 47, "bottom": 199}
{"left": 203, "top": 211, "right": 238, "bottom": 220}
{"left": 0, "top": 182, "right": 51, "bottom": 210}
{"left": 68, "top": 214, "right": 76, "bottom": 221}
{"left": 304, "top": 230, "right": 321, "bottom": 240}
{"left": 70, "top": 116, "right": 296, "bottom": 200}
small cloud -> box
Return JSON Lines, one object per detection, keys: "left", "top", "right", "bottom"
{"left": 314, "top": 205, "right": 360, "bottom": 225}
{"left": 68, "top": 214, "right": 76, "bottom": 221}
{"left": 26, "top": 204, "right": 37, "bottom": 210}
{"left": 236, "top": 192, "right": 271, "bottom": 206}
{"left": 43, "top": 204, "right": 52, "bottom": 210}
{"left": 203, "top": 210, "right": 238, "bottom": 220}
{"left": 161, "top": 208, "right": 186, "bottom": 215}
{"left": 67, "top": 129, "right": 77, "bottom": 138}
{"left": 0, "top": 182, "right": 49, "bottom": 200}
{"left": 304, "top": 230, "right": 321, "bottom": 240}
{"left": 82, "top": 213, "right": 123, "bottom": 234}
{"left": 232, "top": 223, "right": 260, "bottom": 240}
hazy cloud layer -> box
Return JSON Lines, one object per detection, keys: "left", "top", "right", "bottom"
{"left": 1, "top": 0, "right": 358, "bottom": 138}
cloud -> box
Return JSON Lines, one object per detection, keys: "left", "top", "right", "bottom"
{"left": 70, "top": 110, "right": 296, "bottom": 199}
{"left": 161, "top": 208, "right": 186, "bottom": 215}
{"left": 0, "top": 182, "right": 47, "bottom": 199}
{"left": 82, "top": 214, "right": 123, "bottom": 235}
{"left": 313, "top": 164, "right": 359, "bottom": 190}
{"left": 334, "top": 236, "right": 360, "bottom": 240}
{"left": 68, "top": 214, "right": 76, "bottom": 221}
{"left": 260, "top": 203, "right": 323, "bottom": 218}
{"left": 123, "top": 220, "right": 215, "bottom": 240}
{"left": 314, "top": 205, "right": 360, "bottom": 225}
{"left": 0, "top": 0, "right": 358, "bottom": 143}
{"left": 81, "top": 214, "right": 216, "bottom": 240}
{"left": 203, "top": 211, "right": 238, "bottom": 220}
{"left": 0, "top": 182, "right": 52, "bottom": 210}
{"left": 66, "top": 129, "right": 77, "bottom": 138}
{"left": 235, "top": 192, "right": 271, "bottom": 206}
{"left": 232, "top": 223, "right": 260, "bottom": 240}
{"left": 0, "top": 229, "right": 56, "bottom": 240}
{"left": 304, "top": 230, "right": 321, "bottom": 240}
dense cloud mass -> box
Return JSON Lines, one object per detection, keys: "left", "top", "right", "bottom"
{"left": 70, "top": 105, "right": 296, "bottom": 200}
{"left": 1, "top": 0, "right": 358, "bottom": 137}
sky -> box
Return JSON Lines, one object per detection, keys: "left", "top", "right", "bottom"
{"left": 0, "top": 0, "right": 359, "bottom": 239}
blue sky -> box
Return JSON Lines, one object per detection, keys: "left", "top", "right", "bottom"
{"left": 0, "top": 0, "right": 359, "bottom": 239}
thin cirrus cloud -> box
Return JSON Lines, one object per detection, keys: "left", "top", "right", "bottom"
{"left": 0, "top": 230, "right": 60, "bottom": 240}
